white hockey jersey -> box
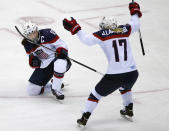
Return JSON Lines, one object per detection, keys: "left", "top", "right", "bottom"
{"left": 77, "top": 15, "right": 140, "bottom": 74}
{"left": 23, "top": 28, "right": 68, "bottom": 68}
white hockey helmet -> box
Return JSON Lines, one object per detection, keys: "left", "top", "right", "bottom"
{"left": 22, "top": 21, "right": 38, "bottom": 37}
{"left": 99, "top": 16, "right": 118, "bottom": 30}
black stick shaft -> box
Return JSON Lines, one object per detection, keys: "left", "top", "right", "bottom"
{"left": 139, "top": 29, "right": 145, "bottom": 55}
{"left": 69, "top": 58, "right": 103, "bottom": 75}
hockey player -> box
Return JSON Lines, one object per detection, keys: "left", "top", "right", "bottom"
{"left": 21, "top": 22, "right": 71, "bottom": 100}
{"left": 63, "top": 2, "right": 142, "bottom": 125}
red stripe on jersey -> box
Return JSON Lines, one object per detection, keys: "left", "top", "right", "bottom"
{"left": 93, "top": 27, "right": 131, "bottom": 41}
{"left": 88, "top": 98, "right": 98, "bottom": 103}
{"left": 41, "top": 35, "right": 59, "bottom": 45}
{"left": 120, "top": 90, "right": 131, "bottom": 94}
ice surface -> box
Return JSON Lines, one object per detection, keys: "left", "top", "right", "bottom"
{"left": 0, "top": 0, "right": 169, "bottom": 131}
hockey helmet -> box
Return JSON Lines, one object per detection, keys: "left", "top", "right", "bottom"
{"left": 22, "top": 21, "right": 38, "bottom": 36}
{"left": 22, "top": 21, "right": 39, "bottom": 43}
{"left": 99, "top": 16, "right": 118, "bottom": 30}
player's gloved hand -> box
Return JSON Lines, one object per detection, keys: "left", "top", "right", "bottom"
{"left": 63, "top": 17, "right": 81, "bottom": 35}
{"left": 29, "top": 54, "right": 41, "bottom": 68}
{"left": 56, "top": 48, "right": 68, "bottom": 59}
{"left": 129, "top": 2, "right": 142, "bottom": 18}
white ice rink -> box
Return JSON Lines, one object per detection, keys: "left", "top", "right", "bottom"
{"left": 0, "top": 0, "right": 169, "bottom": 131}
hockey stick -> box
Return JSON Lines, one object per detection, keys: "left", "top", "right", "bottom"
{"left": 132, "top": 0, "right": 145, "bottom": 56}
{"left": 15, "top": 26, "right": 104, "bottom": 76}
{"left": 138, "top": 29, "right": 145, "bottom": 55}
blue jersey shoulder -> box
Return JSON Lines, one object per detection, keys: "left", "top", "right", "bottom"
{"left": 93, "top": 24, "right": 131, "bottom": 41}
{"left": 39, "top": 28, "right": 59, "bottom": 44}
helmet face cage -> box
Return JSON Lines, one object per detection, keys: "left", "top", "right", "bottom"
{"left": 99, "top": 17, "right": 118, "bottom": 30}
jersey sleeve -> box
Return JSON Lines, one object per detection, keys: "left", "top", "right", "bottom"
{"left": 76, "top": 30, "right": 102, "bottom": 46}
{"left": 52, "top": 38, "right": 68, "bottom": 51}
{"left": 128, "top": 14, "right": 140, "bottom": 34}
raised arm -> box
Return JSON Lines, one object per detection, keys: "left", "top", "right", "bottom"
{"left": 76, "top": 30, "right": 101, "bottom": 46}
{"left": 128, "top": 2, "right": 142, "bottom": 34}
{"left": 63, "top": 17, "right": 101, "bottom": 46}
{"left": 129, "top": 15, "right": 140, "bottom": 34}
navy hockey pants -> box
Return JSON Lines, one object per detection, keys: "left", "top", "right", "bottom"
{"left": 29, "top": 62, "right": 54, "bottom": 86}
{"left": 95, "top": 70, "right": 139, "bottom": 96}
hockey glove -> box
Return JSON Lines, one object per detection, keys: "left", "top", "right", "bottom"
{"left": 29, "top": 54, "right": 41, "bottom": 68}
{"left": 129, "top": 2, "right": 142, "bottom": 18}
{"left": 63, "top": 17, "right": 81, "bottom": 35}
{"left": 56, "top": 47, "right": 68, "bottom": 59}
